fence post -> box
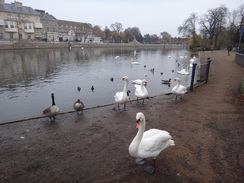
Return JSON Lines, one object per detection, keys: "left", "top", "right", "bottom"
{"left": 205, "top": 58, "right": 211, "bottom": 83}
{"left": 190, "top": 63, "right": 197, "bottom": 91}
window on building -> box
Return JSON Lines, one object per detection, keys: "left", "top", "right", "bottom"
{"left": 10, "top": 22, "right": 14, "bottom": 28}
{"left": 0, "top": 33, "right": 3, "bottom": 39}
{"left": 28, "top": 23, "right": 32, "bottom": 29}
{"left": 24, "top": 23, "right": 27, "bottom": 29}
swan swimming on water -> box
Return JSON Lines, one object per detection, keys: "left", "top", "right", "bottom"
{"left": 114, "top": 76, "right": 130, "bottom": 110}
{"left": 132, "top": 74, "right": 147, "bottom": 85}
{"left": 177, "top": 64, "right": 189, "bottom": 75}
{"left": 129, "top": 112, "right": 175, "bottom": 174}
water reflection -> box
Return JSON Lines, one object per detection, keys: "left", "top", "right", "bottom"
{"left": 0, "top": 47, "right": 198, "bottom": 122}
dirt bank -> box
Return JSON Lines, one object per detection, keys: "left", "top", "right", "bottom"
{"left": 0, "top": 50, "right": 243, "bottom": 183}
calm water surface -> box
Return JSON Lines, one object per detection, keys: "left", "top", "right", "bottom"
{"left": 0, "top": 47, "right": 198, "bottom": 122}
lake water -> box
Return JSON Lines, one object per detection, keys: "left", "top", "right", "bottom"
{"left": 0, "top": 47, "right": 198, "bottom": 122}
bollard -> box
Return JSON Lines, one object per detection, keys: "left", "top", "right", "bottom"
{"left": 190, "top": 63, "right": 197, "bottom": 91}
{"left": 205, "top": 58, "right": 211, "bottom": 83}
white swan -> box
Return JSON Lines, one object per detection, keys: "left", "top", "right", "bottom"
{"left": 132, "top": 74, "right": 147, "bottom": 85}
{"left": 131, "top": 61, "right": 140, "bottom": 65}
{"left": 177, "top": 64, "right": 189, "bottom": 75}
{"left": 114, "top": 76, "right": 130, "bottom": 110}
{"left": 134, "top": 80, "right": 148, "bottom": 104}
{"left": 129, "top": 112, "right": 175, "bottom": 174}
{"left": 171, "top": 77, "right": 187, "bottom": 102}
{"left": 43, "top": 93, "right": 60, "bottom": 121}
{"left": 73, "top": 99, "right": 85, "bottom": 114}
{"left": 189, "top": 58, "right": 195, "bottom": 67}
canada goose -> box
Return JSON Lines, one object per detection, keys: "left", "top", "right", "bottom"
{"left": 73, "top": 99, "right": 85, "bottom": 114}
{"left": 161, "top": 78, "right": 171, "bottom": 84}
{"left": 43, "top": 93, "right": 60, "bottom": 121}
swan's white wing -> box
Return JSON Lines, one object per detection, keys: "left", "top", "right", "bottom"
{"left": 114, "top": 92, "right": 123, "bottom": 102}
{"left": 138, "top": 129, "right": 173, "bottom": 158}
{"left": 132, "top": 79, "right": 142, "bottom": 85}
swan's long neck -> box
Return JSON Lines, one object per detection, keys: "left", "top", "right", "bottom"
{"left": 175, "top": 80, "right": 180, "bottom": 91}
{"left": 123, "top": 80, "right": 128, "bottom": 96}
{"left": 130, "top": 116, "right": 146, "bottom": 154}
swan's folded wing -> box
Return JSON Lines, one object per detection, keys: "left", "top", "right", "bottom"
{"left": 114, "top": 92, "right": 123, "bottom": 102}
{"left": 138, "top": 130, "right": 173, "bottom": 158}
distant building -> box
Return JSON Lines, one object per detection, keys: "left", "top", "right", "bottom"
{"left": 0, "top": 0, "right": 43, "bottom": 41}
{"left": 0, "top": 0, "right": 102, "bottom": 43}
{"left": 57, "top": 20, "right": 93, "bottom": 42}
{"left": 35, "top": 9, "right": 59, "bottom": 42}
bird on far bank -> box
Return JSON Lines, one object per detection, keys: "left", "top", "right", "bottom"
{"left": 43, "top": 93, "right": 60, "bottom": 121}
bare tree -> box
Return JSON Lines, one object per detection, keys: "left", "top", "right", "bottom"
{"left": 178, "top": 13, "right": 198, "bottom": 47}
{"left": 199, "top": 5, "right": 228, "bottom": 46}
{"left": 160, "top": 31, "right": 172, "bottom": 44}
{"left": 110, "top": 22, "right": 123, "bottom": 33}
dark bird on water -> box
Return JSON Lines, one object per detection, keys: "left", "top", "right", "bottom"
{"left": 77, "top": 86, "right": 81, "bottom": 92}
{"left": 161, "top": 78, "right": 171, "bottom": 84}
{"left": 110, "top": 77, "right": 114, "bottom": 82}
{"left": 91, "top": 86, "right": 94, "bottom": 92}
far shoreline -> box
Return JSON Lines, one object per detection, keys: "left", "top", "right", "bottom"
{"left": 0, "top": 41, "right": 189, "bottom": 50}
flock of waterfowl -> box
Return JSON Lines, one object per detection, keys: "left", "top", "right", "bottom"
{"left": 43, "top": 55, "right": 197, "bottom": 121}
{"left": 42, "top": 54, "right": 196, "bottom": 174}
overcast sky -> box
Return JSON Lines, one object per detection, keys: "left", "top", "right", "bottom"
{"left": 5, "top": 0, "right": 244, "bottom": 37}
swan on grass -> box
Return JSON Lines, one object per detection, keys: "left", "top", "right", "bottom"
{"left": 73, "top": 99, "right": 85, "bottom": 115}
{"left": 177, "top": 64, "right": 189, "bottom": 75}
{"left": 171, "top": 77, "right": 187, "bottom": 102}
{"left": 43, "top": 93, "right": 60, "bottom": 121}
{"left": 129, "top": 112, "right": 175, "bottom": 174}
{"left": 134, "top": 79, "right": 148, "bottom": 104}
{"left": 132, "top": 74, "right": 147, "bottom": 85}
{"left": 114, "top": 76, "right": 130, "bottom": 110}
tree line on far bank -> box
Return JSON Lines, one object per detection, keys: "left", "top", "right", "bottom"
{"left": 92, "top": 4, "right": 243, "bottom": 50}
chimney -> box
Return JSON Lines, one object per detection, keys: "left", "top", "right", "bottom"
{"left": 12, "top": 1, "right": 22, "bottom": 7}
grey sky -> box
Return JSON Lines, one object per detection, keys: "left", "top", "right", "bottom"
{"left": 5, "top": 0, "right": 244, "bottom": 37}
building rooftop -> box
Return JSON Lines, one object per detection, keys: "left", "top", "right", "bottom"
{"left": 0, "top": 2, "right": 40, "bottom": 16}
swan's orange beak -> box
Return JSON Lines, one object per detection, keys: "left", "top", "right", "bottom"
{"left": 136, "top": 121, "right": 140, "bottom": 128}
